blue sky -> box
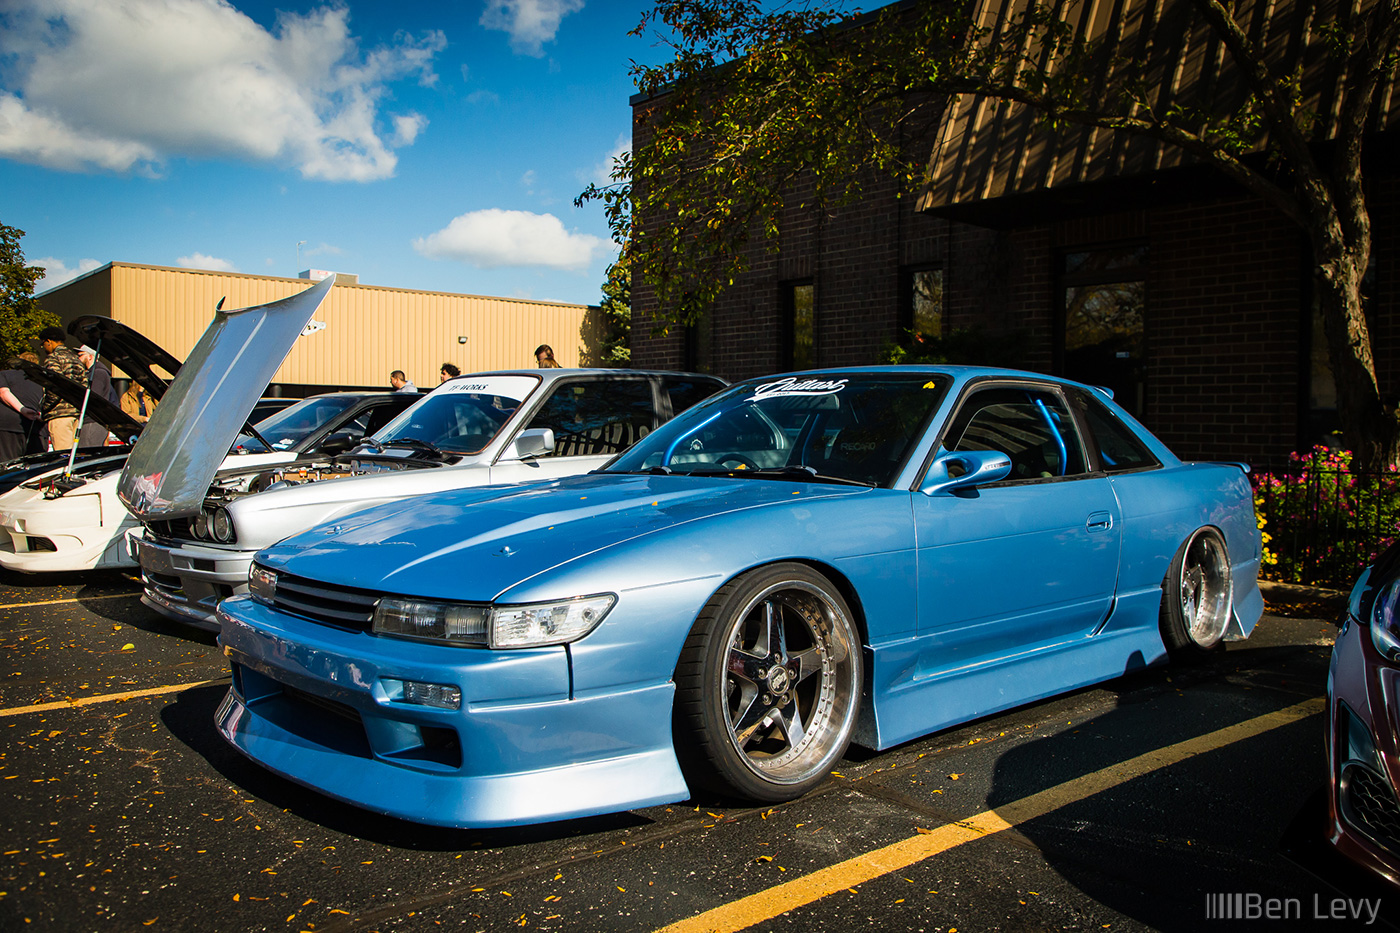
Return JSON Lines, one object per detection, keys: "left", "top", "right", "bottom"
{"left": 0, "top": 0, "right": 665, "bottom": 306}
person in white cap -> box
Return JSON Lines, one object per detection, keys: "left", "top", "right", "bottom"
{"left": 76, "top": 344, "right": 118, "bottom": 447}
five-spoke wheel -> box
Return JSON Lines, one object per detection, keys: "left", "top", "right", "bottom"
{"left": 674, "top": 563, "right": 862, "bottom": 801}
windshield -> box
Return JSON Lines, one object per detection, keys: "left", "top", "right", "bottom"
{"left": 605, "top": 373, "right": 949, "bottom": 487}
{"left": 234, "top": 396, "right": 362, "bottom": 453}
{"left": 372, "top": 374, "right": 540, "bottom": 455}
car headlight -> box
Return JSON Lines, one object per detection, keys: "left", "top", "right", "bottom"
{"left": 373, "top": 598, "right": 489, "bottom": 645}
{"left": 211, "top": 507, "right": 234, "bottom": 543}
{"left": 490, "top": 596, "right": 616, "bottom": 648}
{"left": 249, "top": 565, "right": 277, "bottom": 605}
{"left": 191, "top": 511, "right": 209, "bottom": 539}
{"left": 1369, "top": 577, "right": 1400, "bottom": 659}
{"left": 371, "top": 594, "right": 615, "bottom": 648}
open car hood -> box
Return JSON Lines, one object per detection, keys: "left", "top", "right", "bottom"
{"left": 69, "top": 315, "right": 181, "bottom": 401}
{"left": 13, "top": 360, "right": 143, "bottom": 438}
{"left": 118, "top": 275, "right": 334, "bottom": 520}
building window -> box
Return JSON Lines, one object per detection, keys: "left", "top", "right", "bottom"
{"left": 1058, "top": 244, "right": 1147, "bottom": 416}
{"left": 783, "top": 280, "right": 815, "bottom": 371}
{"left": 901, "top": 266, "right": 944, "bottom": 344}
{"left": 685, "top": 313, "right": 714, "bottom": 374}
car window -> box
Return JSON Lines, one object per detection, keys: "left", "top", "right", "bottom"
{"left": 1070, "top": 389, "right": 1160, "bottom": 472}
{"left": 374, "top": 375, "right": 540, "bottom": 455}
{"left": 527, "top": 379, "right": 657, "bottom": 457}
{"left": 943, "top": 386, "right": 1088, "bottom": 481}
{"left": 235, "top": 396, "right": 362, "bottom": 452}
{"left": 362, "top": 399, "right": 410, "bottom": 437}
{"left": 605, "top": 374, "right": 949, "bottom": 487}
{"left": 662, "top": 376, "right": 724, "bottom": 416}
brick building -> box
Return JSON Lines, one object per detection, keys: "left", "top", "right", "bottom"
{"left": 628, "top": 0, "right": 1399, "bottom": 466}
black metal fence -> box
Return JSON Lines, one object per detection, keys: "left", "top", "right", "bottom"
{"left": 1252, "top": 451, "right": 1400, "bottom": 588}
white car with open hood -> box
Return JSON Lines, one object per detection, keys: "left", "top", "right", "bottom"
{"left": 121, "top": 290, "right": 724, "bottom": 629}
{"left": 0, "top": 278, "right": 416, "bottom": 573}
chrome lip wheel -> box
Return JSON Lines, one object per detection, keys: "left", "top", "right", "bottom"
{"left": 1180, "top": 528, "right": 1232, "bottom": 647}
{"left": 718, "top": 580, "right": 858, "bottom": 786}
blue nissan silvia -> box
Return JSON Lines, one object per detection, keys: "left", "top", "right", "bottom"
{"left": 213, "top": 367, "right": 1262, "bottom": 826}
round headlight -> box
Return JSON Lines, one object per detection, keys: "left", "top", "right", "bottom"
{"left": 1371, "top": 578, "right": 1400, "bottom": 659}
{"left": 211, "top": 507, "right": 233, "bottom": 543}
{"left": 192, "top": 511, "right": 209, "bottom": 539}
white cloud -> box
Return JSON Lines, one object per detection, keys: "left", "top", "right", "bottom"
{"left": 465, "top": 89, "right": 501, "bottom": 106}
{"left": 581, "top": 133, "right": 629, "bottom": 187}
{"left": 0, "top": 0, "right": 446, "bottom": 181}
{"left": 178, "top": 252, "right": 237, "bottom": 272}
{"left": 480, "top": 0, "right": 584, "bottom": 57}
{"left": 413, "top": 209, "right": 604, "bottom": 270}
{"left": 34, "top": 256, "right": 101, "bottom": 291}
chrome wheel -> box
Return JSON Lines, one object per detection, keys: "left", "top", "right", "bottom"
{"left": 719, "top": 580, "right": 857, "bottom": 785}
{"left": 1162, "top": 527, "right": 1232, "bottom": 655}
{"left": 675, "top": 564, "right": 862, "bottom": 800}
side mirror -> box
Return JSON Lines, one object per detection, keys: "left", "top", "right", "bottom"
{"left": 921, "top": 449, "right": 1012, "bottom": 497}
{"left": 503, "top": 427, "right": 555, "bottom": 461}
{"left": 317, "top": 433, "right": 356, "bottom": 455}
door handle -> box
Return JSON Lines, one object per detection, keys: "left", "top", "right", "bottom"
{"left": 1086, "top": 511, "right": 1113, "bottom": 533}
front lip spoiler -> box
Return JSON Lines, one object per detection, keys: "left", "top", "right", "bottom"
{"left": 215, "top": 597, "right": 691, "bottom": 827}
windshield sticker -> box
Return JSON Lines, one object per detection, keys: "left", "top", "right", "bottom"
{"left": 748, "top": 377, "right": 849, "bottom": 402}
{"left": 437, "top": 375, "right": 539, "bottom": 401}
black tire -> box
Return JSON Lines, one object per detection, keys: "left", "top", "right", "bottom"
{"left": 1160, "top": 527, "right": 1233, "bottom": 658}
{"left": 673, "top": 563, "right": 863, "bottom": 802}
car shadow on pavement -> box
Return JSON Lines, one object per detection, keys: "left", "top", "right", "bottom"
{"left": 975, "top": 641, "right": 1377, "bottom": 931}
{"left": 0, "top": 566, "right": 137, "bottom": 594}
{"left": 159, "top": 683, "right": 656, "bottom": 850}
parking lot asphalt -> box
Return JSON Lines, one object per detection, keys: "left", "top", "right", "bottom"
{"left": 1, "top": 567, "right": 1391, "bottom": 933}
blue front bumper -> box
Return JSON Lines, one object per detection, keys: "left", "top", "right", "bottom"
{"left": 216, "top": 595, "right": 690, "bottom": 827}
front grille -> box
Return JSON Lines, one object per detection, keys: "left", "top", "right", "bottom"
{"left": 1341, "top": 763, "right": 1400, "bottom": 854}
{"left": 270, "top": 570, "right": 380, "bottom": 632}
{"left": 146, "top": 519, "right": 191, "bottom": 542}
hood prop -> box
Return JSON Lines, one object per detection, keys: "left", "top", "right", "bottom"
{"left": 63, "top": 334, "right": 102, "bottom": 479}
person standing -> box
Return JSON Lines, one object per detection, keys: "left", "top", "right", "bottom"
{"left": 534, "top": 344, "right": 560, "bottom": 368}
{"left": 440, "top": 362, "right": 460, "bottom": 383}
{"left": 38, "top": 326, "right": 84, "bottom": 450}
{"left": 121, "top": 382, "right": 157, "bottom": 424}
{"left": 389, "top": 370, "right": 417, "bottom": 393}
{"left": 0, "top": 358, "right": 42, "bottom": 461}
{"left": 77, "top": 345, "right": 117, "bottom": 448}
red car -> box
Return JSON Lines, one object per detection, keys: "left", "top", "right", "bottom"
{"left": 1328, "top": 540, "right": 1400, "bottom": 887}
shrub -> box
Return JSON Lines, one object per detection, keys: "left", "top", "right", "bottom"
{"left": 1252, "top": 446, "right": 1400, "bottom": 587}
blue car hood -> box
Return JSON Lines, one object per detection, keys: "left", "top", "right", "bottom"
{"left": 257, "top": 473, "right": 870, "bottom": 601}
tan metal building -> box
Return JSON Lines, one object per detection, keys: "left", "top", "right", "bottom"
{"left": 36, "top": 262, "right": 604, "bottom": 394}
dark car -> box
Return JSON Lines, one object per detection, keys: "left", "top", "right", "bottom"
{"left": 1328, "top": 541, "right": 1400, "bottom": 887}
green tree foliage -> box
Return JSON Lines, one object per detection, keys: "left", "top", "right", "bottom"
{"left": 581, "top": 0, "right": 1400, "bottom": 466}
{"left": 598, "top": 253, "right": 631, "bottom": 365}
{"left": 884, "top": 327, "right": 1032, "bottom": 368}
{"left": 0, "top": 222, "right": 58, "bottom": 362}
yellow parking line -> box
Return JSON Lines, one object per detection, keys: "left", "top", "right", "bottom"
{"left": 0, "top": 593, "right": 140, "bottom": 609}
{"left": 656, "top": 696, "right": 1325, "bottom": 933}
{"left": 0, "top": 679, "right": 226, "bottom": 717}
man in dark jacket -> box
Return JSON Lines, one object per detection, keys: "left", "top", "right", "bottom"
{"left": 39, "top": 326, "right": 84, "bottom": 450}
{"left": 76, "top": 345, "right": 117, "bottom": 448}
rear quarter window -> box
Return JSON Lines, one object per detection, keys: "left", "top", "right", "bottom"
{"left": 1073, "top": 390, "right": 1160, "bottom": 472}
